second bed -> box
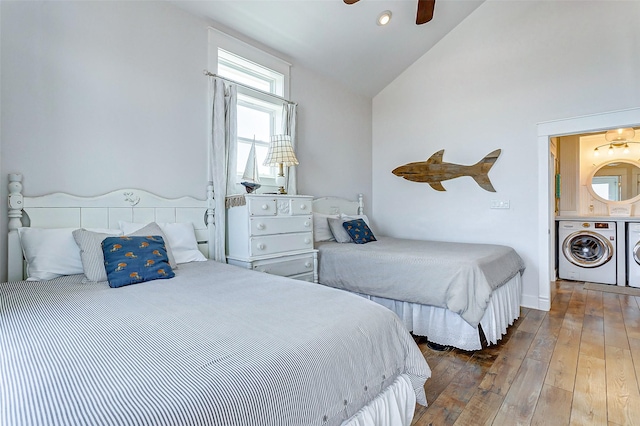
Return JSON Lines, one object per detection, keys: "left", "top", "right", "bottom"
{"left": 313, "top": 195, "right": 525, "bottom": 351}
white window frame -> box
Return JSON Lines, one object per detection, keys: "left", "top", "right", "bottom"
{"left": 208, "top": 28, "right": 291, "bottom": 189}
{"left": 218, "top": 49, "right": 285, "bottom": 96}
{"left": 208, "top": 28, "right": 290, "bottom": 99}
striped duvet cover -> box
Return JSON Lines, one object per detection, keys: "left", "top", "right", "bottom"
{"left": 1, "top": 261, "right": 429, "bottom": 426}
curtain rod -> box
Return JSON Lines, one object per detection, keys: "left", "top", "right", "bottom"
{"left": 203, "top": 70, "right": 296, "bottom": 105}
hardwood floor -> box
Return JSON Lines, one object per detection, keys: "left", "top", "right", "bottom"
{"left": 411, "top": 280, "right": 640, "bottom": 425}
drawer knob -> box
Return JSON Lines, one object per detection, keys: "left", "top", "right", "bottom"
{"left": 261, "top": 204, "right": 269, "bottom": 210}
{"left": 304, "top": 221, "right": 310, "bottom": 227}
{"left": 300, "top": 204, "right": 307, "bottom": 210}
{"left": 305, "top": 262, "right": 312, "bottom": 268}
{"left": 257, "top": 243, "right": 266, "bottom": 250}
{"left": 257, "top": 223, "right": 266, "bottom": 230}
{"left": 304, "top": 238, "right": 311, "bottom": 244}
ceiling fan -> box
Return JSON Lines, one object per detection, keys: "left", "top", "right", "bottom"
{"left": 344, "top": 0, "right": 436, "bottom": 25}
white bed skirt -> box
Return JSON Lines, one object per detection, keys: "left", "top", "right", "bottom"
{"left": 357, "top": 274, "right": 522, "bottom": 351}
{"left": 342, "top": 374, "right": 416, "bottom": 426}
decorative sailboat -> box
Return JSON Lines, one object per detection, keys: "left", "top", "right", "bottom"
{"left": 240, "top": 139, "right": 261, "bottom": 193}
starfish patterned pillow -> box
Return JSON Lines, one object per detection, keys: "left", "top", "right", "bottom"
{"left": 102, "top": 235, "right": 174, "bottom": 288}
{"left": 342, "top": 219, "right": 377, "bottom": 244}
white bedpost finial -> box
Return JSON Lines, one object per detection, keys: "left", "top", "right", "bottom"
{"left": 8, "top": 174, "right": 24, "bottom": 231}
{"left": 206, "top": 182, "right": 215, "bottom": 260}
{"left": 8, "top": 173, "right": 24, "bottom": 281}
{"left": 357, "top": 193, "right": 364, "bottom": 215}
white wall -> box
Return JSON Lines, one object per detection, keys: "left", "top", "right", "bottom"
{"left": 373, "top": 1, "right": 640, "bottom": 309}
{"left": 0, "top": 0, "right": 372, "bottom": 280}
{"left": 292, "top": 67, "right": 372, "bottom": 213}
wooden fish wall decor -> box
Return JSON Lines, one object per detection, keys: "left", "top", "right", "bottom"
{"left": 392, "top": 149, "right": 501, "bottom": 192}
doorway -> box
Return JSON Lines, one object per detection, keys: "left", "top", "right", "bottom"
{"left": 537, "top": 107, "right": 640, "bottom": 311}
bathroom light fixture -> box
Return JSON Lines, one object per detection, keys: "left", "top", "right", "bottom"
{"left": 593, "top": 128, "right": 638, "bottom": 156}
{"left": 377, "top": 10, "right": 392, "bottom": 26}
{"left": 605, "top": 127, "right": 635, "bottom": 143}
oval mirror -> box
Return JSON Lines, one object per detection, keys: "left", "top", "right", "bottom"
{"left": 588, "top": 160, "right": 640, "bottom": 203}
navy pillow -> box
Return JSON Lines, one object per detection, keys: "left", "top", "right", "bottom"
{"left": 342, "top": 219, "right": 377, "bottom": 244}
{"left": 102, "top": 235, "right": 175, "bottom": 288}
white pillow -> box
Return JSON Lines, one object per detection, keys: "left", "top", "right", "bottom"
{"left": 312, "top": 212, "right": 338, "bottom": 242}
{"left": 327, "top": 218, "right": 353, "bottom": 243}
{"left": 18, "top": 227, "right": 120, "bottom": 281}
{"left": 341, "top": 214, "right": 370, "bottom": 226}
{"left": 118, "top": 221, "right": 207, "bottom": 264}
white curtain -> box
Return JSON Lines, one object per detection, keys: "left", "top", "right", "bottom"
{"left": 282, "top": 103, "right": 298, "bottom": 195}
{"left": 208, "top": 77, "right": 238, "bottom": 262}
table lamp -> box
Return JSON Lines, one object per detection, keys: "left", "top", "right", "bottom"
{"left": 263, "top": 135, "right": 299, "bottom": 194}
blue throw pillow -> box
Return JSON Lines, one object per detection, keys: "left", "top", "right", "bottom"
{"left": 102, "top": 235, "right": 175, "bottom": 288}
{"left": 342, "top": 219, "right": 377, "bottom": 244}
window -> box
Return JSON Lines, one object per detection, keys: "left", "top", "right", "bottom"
{"left": 592, "top": 176, "right": 621, "bottom": 201}
{"left": 217, "top": 49, "right": 286, "bottom": 180}
{"left": 218, "top": 50, "right": 284, "bottom": 94}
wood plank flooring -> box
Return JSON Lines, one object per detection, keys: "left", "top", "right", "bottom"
{"left": 411, "top": 280, "right": 640, "bottom": 425}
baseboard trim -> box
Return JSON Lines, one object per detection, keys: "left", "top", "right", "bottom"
{"left": 521, "top": 294, "right": 548, "bottom": 311}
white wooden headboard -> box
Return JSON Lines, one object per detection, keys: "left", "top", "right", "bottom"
{"left": 7, "top": 173, "right": 215, "bottom": 281}
{"left": 312, "top": 194, "right": 364, "bottom": 216}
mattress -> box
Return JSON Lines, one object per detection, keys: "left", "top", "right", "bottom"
{"left": 317, "top": 236, "right": 525, "bottom": 327}
{"left": 1, "top": 261, "right": 430, "bottom": 426}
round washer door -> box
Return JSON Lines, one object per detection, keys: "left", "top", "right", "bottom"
{"left": 633, "top": 242, "right": 640, "bottom": 265}
{"left": 562, "top": 231, "right": 613, "bottom": 268}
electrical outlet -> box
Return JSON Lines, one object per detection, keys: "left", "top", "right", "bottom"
{"left": 490, "top": 200, "right": 510, "bottom": 209}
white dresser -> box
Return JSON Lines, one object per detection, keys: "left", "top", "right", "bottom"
{"left": 226, "top": 194, "right": 317, "bottom": 282}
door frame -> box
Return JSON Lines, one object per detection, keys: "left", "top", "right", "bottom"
{"left": 537, "top": 107, "right": 640, "bottom": 310}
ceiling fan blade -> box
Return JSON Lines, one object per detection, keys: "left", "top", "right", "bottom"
{"left": 416, "top": 0, "right": 435, "bottom": 24}
{"left": 344, "top": 0, "right": 360, "bottom": 4}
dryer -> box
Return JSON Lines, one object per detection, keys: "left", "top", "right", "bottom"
{"left": 627, "top": 223, "right": 640, "bottom": 288}
{"left": 558, "top": 221, "right": 617, "bottom": 285}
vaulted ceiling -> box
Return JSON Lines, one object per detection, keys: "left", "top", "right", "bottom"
{"left": 170, "top": 0, "right": 484, "bottom": 98}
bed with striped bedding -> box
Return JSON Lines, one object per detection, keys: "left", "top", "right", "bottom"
{"left": 1, "top": 260, "right": 430, "bottom": 425}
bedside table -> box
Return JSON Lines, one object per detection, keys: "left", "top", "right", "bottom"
{"left": 226, "top": 194, "right": 317, "bottom": 282}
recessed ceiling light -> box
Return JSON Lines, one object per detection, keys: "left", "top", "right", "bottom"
{"left": 377, "top": 10, "right": 392, "bottom": 26}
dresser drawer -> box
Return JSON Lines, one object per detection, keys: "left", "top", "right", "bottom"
{"left": 252, "top": 253, "right": 315, "bottom": 276}
{"left": 271, "top": 197, "right": 313, "bottom": 216}
{"left": 248, "top": 197, "right": 277, "bottom": 216}
{"left": 249, "top": 232, "right": 313, "bottom": 257}
{"left": 290, "top": 198, "right": 312, "bottom": 215}
{"left": 250, "top": 216, "right": 312, "bottom": 236}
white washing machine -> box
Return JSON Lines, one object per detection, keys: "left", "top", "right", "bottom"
{"left": 627, "top": 223, "right": 640, "bottom": 288}
{"left": 558, "top": 221, "right": 617, "bottom": 285}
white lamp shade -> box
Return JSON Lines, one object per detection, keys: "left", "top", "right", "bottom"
{"left": 263, "top": 135, "right": 299, "bottom": 167}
